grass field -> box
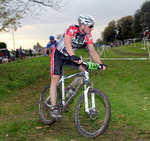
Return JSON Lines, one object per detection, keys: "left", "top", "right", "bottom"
{"left": 0, "top": 41, "right": 150, "bottom": 141}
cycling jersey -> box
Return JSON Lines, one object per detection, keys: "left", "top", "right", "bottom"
{"left": 56, "top": 25, "right": 93, "bottom": 56}
{"left": 46, "top": 40, "right": 57, "bottom": 49}
{"left": 143, "top": 32, "right": 150, "bottom": 38}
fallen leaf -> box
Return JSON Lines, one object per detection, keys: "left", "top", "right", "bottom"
{"left": 119, "top": 114, "right": 125, "bottom": 118}
{"left": 35, "top": 127, "right": 42, "bottom": 129}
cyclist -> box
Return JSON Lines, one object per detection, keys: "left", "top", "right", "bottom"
{"left": 143, "top": 29, "right": 150, "bottom": 39}
{"left": 50, "top": 14, "right": 106, "bottom": 119}
{"left": 44, "top": 35, "right": 58, "bottom": 56}
{"left": 143, "top": 30, "right": 150, "bottom": 49}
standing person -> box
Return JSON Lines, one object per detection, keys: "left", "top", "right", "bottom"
{"left": 19, "top": 47, "right": 23, "bottom": 59}
{"left": 50, "top": 14, "right": 106, "bottom": 119}
{"left": 44, "top": 35, "right": 58, "bottom": 56}
{"left": 32, "top": 49, "right": 36, "bottom": 57}
{"left": 5, "top": 49, "right": 11, "bottom": 62}
{"left": 29, "top": 49, "right": 32, "bottom": 57}
{"left": 0, "top": 50, "right": 4, "bottom": 63}
{"left": 15, "top": 49, "right": 20, "bottom": 60}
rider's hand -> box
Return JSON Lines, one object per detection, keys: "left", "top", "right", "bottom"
{"left": 99, "top": 64, "right": 107, "bottom": 71}
{"left": 71, "top": 55, "right": 82, "bottom": 64}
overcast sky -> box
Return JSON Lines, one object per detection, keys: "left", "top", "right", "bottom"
{"left": 0, "top": 0, "right": 145, "bottom": 50}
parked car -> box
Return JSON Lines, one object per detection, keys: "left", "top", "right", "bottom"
{"left": 0, "top": 48, "right": 15, "bottom": 61}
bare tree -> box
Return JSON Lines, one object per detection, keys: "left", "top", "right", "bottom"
{"left": 0, "top": 0, "right": 63, "bottom": 32}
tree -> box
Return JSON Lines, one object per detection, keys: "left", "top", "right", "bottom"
{"left": 133, "top": 9, "right": 142, "bottom": 38}
{"left": 102, "top": 20, "right": 116, "bottom": 43}
{"left": 0, "top": 42, "right": 7, "bottom": 49}
{"left": 133, "top": 1, "right": 150, "bottom": 37}
{"left": 116, "top": 15, "right": 135, "bottom": 41}
{"left": 0, "top": 0, "right": 63, "bottom": 32}
{"left": 95, "top": 38, "right": 103, "bottom": 45}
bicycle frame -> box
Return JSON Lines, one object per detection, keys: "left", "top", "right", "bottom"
{"left": 59, "top": 67, "right": 95, "bottom": 114}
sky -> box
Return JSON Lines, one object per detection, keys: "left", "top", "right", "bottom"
{"left": 0, "top": 0, "right": 146, "bottom": 51}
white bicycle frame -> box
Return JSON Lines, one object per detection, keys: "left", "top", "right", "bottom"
{"left": 58, "top": 68, "right": 95, "bottom": 114}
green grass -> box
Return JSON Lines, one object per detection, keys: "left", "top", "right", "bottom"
{"left": 0, "top": 43, "right": 150, "bottom": 140}
{"left": 0, "top": 57, "right": 50, "bottom": 100}
{"left": 102, "top": 41, "right": 149, "bottom": 58}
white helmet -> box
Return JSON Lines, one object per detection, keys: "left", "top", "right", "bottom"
{"left": 78, "top": 14, "right": 95, "bottom": 26}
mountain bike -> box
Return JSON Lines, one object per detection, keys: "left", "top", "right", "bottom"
{"left": 39, "top": 60, "right": 111, "bottom": 139}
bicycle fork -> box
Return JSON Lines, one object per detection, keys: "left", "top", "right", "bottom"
{"left": 84, "top": 84, "right": 95, "bottom": 114}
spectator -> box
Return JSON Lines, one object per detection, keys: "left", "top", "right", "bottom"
{"left": 38, "top": 49, "right": 41, "bottom": 55}
{"left": 0, "top": 50, "right": 4, "bottom": 63}
{"left": 5, "top": 49, "right": 11, "bottom": 62}
{"left": 15, "top": 49, "right": 20, "bottom": 60}
{"left": 29, "top": 49, "right": 32, "bottom": 57}
{"left": 32, "top": 49, "right": 36, "bottom": 57}
{"left": 23, "top": 50, "right": 26, "bottom": 59}
{"left": 20, "top": 47, "right": 23, "bottom": 59}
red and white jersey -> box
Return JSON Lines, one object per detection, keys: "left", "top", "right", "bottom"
{"left": 56, "top": 25, "right": 93, "bottom": 56}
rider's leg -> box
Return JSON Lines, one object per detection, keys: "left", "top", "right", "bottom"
{"left": 68, "top": 65, "right": 85, "bottom": 88}
{"left": 50, "top": 75, "right": 60, "bottom": 106}
{"left": 50, "top": 75, "right": 62, "bottom": 119}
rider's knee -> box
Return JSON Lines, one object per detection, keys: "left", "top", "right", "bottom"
{"left": 51, "top": 75, "right": 60, "bottom": 84}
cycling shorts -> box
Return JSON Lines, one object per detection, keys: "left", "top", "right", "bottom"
{"left": 51, "top": 47, "right": 80, "bottom": 76}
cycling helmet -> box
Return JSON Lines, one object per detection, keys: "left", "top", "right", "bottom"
{"left": 49, "top": 35, "right": 54, "bottom": 40}
{"left": 78, "top": 14, "right": 95, "bottom": 26}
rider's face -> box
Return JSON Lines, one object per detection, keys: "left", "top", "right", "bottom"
{"left": 80, "top": 24, "right": 94, "bottom": 34}
{"left": 50, "top": 39, "right": 55, "bottom": 43}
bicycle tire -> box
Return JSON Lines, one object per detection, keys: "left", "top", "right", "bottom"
{"left": 75, "top": 88, "right": 111, "bottom": 139}
{"left": 39, "top": 84, "right": 62, "bottom": 125}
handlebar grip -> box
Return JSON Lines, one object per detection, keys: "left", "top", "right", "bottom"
{"left": 98, "top": 64, "right": 107, "bottom": 69}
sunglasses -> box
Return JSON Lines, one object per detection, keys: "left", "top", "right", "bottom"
{"left": 88, "top": 25, "right": 94, "bottom": 28}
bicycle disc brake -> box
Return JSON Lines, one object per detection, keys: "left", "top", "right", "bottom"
{"left": 89, "top": 108, "right": 98, "bottom": 120}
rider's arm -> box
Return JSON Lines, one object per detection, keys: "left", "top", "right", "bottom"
{"left": 64, "top": 34, "right": 82, "bottom": 64}
{"left": 87, "top": 44, "right": 106, "bottom": 70}
{"left": 64, "top": 34, "right": 75, "bottom": 56}
{"left": 44, "top": 48, "right": 48, "bottom": 54}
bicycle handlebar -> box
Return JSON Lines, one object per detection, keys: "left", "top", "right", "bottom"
{"left": 82, "top": 61, "right": 106, "bottom": 70}
{"left": 63, "top": 56, "right": 106, "bottom": 70}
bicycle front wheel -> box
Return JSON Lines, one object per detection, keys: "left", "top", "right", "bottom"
{"left": 75, "top": 88, "right": 111, "bottom": 139}
{"left": 39, "top": 85, "right": 62, "bottom": 125}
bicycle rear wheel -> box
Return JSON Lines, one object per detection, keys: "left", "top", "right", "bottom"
{"left": 75, "top": 88, "right": 111, "bottom": 139}
{"left": 39, "top": 84, "right": 62, "bottom": 125}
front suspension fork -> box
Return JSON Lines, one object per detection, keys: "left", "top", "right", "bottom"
{"left": 84, "top": 84, "right": 95, "bottom": 114}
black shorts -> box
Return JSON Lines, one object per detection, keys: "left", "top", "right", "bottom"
{"left": 51, "top": 48, "right": 80, "bottom": 76}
